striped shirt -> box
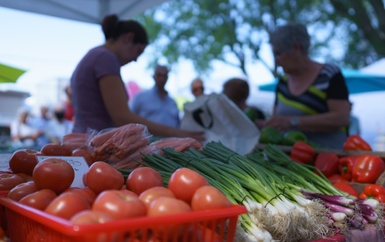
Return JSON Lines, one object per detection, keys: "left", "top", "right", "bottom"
{"left": 274, "top": 63, "right": 349, "bottom": 149}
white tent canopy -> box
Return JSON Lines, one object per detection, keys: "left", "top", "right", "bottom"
{"left": 361, "top": 58, "right": 385, "bottom": 76}
{"left": 0, "top": 0, "right": 168, "bottom": 23}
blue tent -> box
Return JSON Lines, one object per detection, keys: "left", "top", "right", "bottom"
{"left": 258, "top": 69, "right": 385, "bottom": 94}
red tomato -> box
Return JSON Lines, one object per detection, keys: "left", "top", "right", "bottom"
{"left": 65, "top": 187, "right": 97, "bottom": 206}
{"left": 126, "top": 167, "right": 163, "bottom": 195}
{"left": 92, "top": 190, "right": 146, "bottom": 220}
{"left": 191, "top": 185, "right": 232, "bottom": 211}
{"left": 9, "top": 149, "right": 39, "bottom": 175}
{"left": 84, "top": 161, "right": 124, "bottom": 194}
{"left": 147, "top": 197, "right": 191, "bottom": 216}
{"left": 19, "top": 189, "right": 57, "bottom": 210}
{"left": 16, "top": 173, "right": 33, "bottom": 181}
{"left": 147, "top": 197, "right": 191, "bottom": 237}
{"left": 138, "top": 186, "right": 175, "bottom": 209}
{"left": 40, "top": 143, "right": 72, "bottom": 156}
{"left": 70, "top": 210, "right": 115, "bottom": 225}
{"left": 45, "top": 192, "right": 91, "bottom": 220}
{"left": 8, "top": 180, "right": 38, "bottom": 201}
{"left": 168, "top": 168, "right": 209, "bottom": 204}
{"left": 32, "top": 158, "right": 75, "bottom": 194}
{"left": 0, "top": 173, "right": 25, "bottom": 190}
{"left": 333, "top": 181, "right": 359, "bottom": 197}
{"left": 72, "top": 147, "right": 96, "bottom": 166}
{"left": 120, "top": 189, "right": 139, "bottom": 197}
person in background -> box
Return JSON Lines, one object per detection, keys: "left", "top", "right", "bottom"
{"left": 70, "top": 14, "right": 203, "bottom": 140}
{"left": 45, "top": 104, "right": 73, "bottom": 144}
{"left": 33, "top": 105, "right": 51, "bottom": 127}
{"left": 262, "top": 23, "right": 350, "bottom": 149}
{"left": 30, "top": 105, "right": 51, "bottom": 146}
{"left": 190, "top": 77, "right": 205, "bottom": 99}
{"left": 222, "top": 78, "right": 266, "bottom": 123}
{"left": 11, "top": 107, "right": 45, "bottom": 148}
{"left": 130, "top": 64, "right": 180, "bottom": 128}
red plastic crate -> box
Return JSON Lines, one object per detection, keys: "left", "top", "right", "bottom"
{"left": 0, "top": 191, "right": 8, "bottom": 197}
{"left": 0, "top": 197, "right": 246, "bottom": 242}
{"left": 0, "top": 190, "right": 8, "bottom": 232}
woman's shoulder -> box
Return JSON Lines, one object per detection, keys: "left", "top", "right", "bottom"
{"left": 83, "top": 46, "right": 116, "bottom": 61}
{"left": 78, "top": 46, "right": 120, "bottom": 74}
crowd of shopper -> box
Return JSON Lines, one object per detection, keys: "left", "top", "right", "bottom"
{"left": 8, "top": 17, "right": 356, "bottom": 150}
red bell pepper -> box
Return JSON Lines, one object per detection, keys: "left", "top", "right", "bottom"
{"left": 290, "top": 141, "right": 315, "bottom": 164}
{"left": 352, "top": 155, "right": 385, "bottom": 183}
{"left": 314, "top": 153, "right": 339, "bottom": 177}
{"left": 327, "top": 173, "right": 348, "bottom": 184}
{"left": 359, "top": 184, "right": 385, "bottom": 203}
{"left": 333, "top": 181, "right": 358, "bottom": 197}
{"left": 338, "top": 156, "right": 359, "bottom": 181}
{"left": 343, "top": 135, "right": 372, "bottom": 151}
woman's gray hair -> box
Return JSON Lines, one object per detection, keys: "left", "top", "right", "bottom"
{"left": 269, "top": 23, "right": 310, "bottom": 55}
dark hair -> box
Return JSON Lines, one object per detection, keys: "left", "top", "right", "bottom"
{"left": 101, "top": 14, "right": 148, "bottom": 44}
{"left": 154, "top": 64, "right": 169, "bottom": 73}
{"left": 223, "top": 78, "right": 250, "bottom": 103}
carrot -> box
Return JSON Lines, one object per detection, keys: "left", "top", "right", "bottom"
{"left": 114, "top": 137, "right": 149, "bottom": 159}
{"left": 119, "top": 132, "right": 146, "bottom": 148}
{"left": 90, "top": 123, "right": 150, "bottom": 163}
{"left": 94, "top": 125, "right": 145, "bottom": 152}
{"left": 111, "top": 124, "right": 146, "bottom": 145}
{"left": 62, "top": 133, "right": 89, "bottom": 151}
{"left": 89, "top": 128, "right": 120, "bottom": 147}
{"left": 110, "top": 148, "right": 148, "bottom": 170}
{"left": 150, "top": 137, "right": 202, "bottom": 152}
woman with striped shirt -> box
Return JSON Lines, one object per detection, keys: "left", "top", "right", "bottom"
{"left": 262, "top": 23, "right": 350, "bottom": 149}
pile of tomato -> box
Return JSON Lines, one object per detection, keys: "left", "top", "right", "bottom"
{"left": 2, "top": 143, "right": 233, "bottom": 241}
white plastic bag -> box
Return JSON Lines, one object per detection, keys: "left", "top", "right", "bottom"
{"left": 181, "top": 93, "right": 260, "bottom": 155}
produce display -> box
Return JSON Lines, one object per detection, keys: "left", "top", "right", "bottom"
{"left": 0, "top": 124, "right": 385, "bottom": 242}
{"left": 131, "top": 142, "right": 385, "bottom": 242}
{"left": 0, "top": 126, "right": 240, "bottom": 241}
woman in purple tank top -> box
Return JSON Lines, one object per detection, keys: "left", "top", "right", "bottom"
{"left": 70, "top": 14, "right": 204, "bottom": 141}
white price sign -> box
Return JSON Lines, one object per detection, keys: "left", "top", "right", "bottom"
{"left": 0, "top": 153, "right": 89, "bottom": 188}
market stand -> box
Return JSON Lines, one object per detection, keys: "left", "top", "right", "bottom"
{"left": 1, "top": 127, "right": 385, "bottom": 241}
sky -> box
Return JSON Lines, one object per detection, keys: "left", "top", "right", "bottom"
{"left": 0, "top": 6, "right": 275, "bottom": 108}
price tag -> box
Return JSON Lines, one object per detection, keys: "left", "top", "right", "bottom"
{"left": 36, "top": 156, "right": 89, "bottom": 188}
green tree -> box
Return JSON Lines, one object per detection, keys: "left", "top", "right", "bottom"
{"left": 138, "top": 0, "right": 385, "bottom": 78}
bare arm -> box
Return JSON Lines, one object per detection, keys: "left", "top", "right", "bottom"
{"left": 263, "top": 99, "right": 350, "bottom": 132}
{"left": 99, "top": 75, "right": 204, "bottom": 140}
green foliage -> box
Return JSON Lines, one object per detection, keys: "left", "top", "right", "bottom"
{"left": 139, "top": 0, "right": 385, "bottom": 77}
